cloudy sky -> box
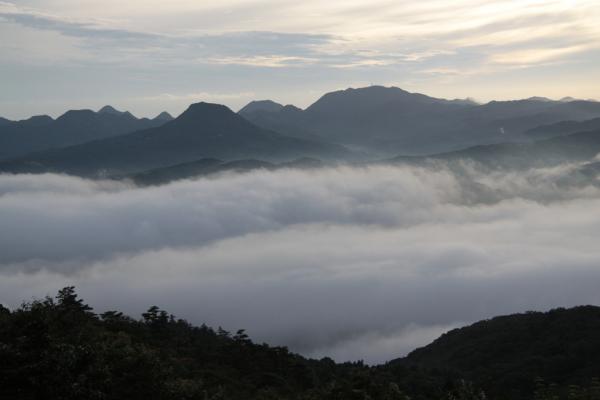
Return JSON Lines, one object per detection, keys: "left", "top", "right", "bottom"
{"left": 2, "top": 162, "right": 600, "bottom": 363}
{"left": 1, "top": 0, "right": 600, "bottom": 119}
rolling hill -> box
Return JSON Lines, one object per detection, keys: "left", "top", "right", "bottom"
{"left": 393, "top": 306, "right": 600, "bottom": 400}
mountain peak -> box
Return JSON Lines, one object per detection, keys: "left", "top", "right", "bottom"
{"left": 169, "top": 102, "right": 251, "bottom": 131}
{"left": 239, "top": 100, "right": 284, "bottom": 115}
{"left": 525, "top": 96, "right": 553, "bottom": 102}
{"left": 19, "top": 115, "right": 54, "bottom": 127}
{"left": 98, "top": 105, "right": 125, "bottom": 115}
{"left": 306, "top": 85, "right": 428, "bottom": 114}
{"left": 154, "top": 111, "right": 174, "bottom": 122}
{"left": 57, "top": 109, "right": 96, "bottom": 122}
{"left": 178, "top": 102, "right": 235, "bottom": 120}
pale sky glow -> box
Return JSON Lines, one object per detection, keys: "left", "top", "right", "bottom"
{"left": 1, "top": 0, "right": 599, "bottom": 119}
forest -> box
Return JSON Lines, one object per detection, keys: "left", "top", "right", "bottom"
{"left": 1, "top": 288, "right": 599, "bottom": 400}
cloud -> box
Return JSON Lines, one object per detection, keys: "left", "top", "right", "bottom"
{"left": 3, "top": 0, "right": 600, "bottom": 120}
{"left": 0, "top": 1, "right": 156, "bottom": 41}
{"left": 2, "top": 162, "right": 600, "bottom": 363}
{"left": 0, "top": 2, "right": 338, "bottom": 67}
{"left": 204, "top": 55, "right": 318, "bottom": 68}
{"left": 135, "top": 91, "right": 256, "bottom": 103}
{"left": 6, "top": 0, "right": 598, "bottom": 71}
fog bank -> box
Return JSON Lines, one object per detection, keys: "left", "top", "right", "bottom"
{"left": 1, "top": 163, "right": 600, "bottom": 363}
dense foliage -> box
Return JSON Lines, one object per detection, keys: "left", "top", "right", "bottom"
{"left": 0, "top": 287, "right": 439, "bottom": 399}
{"left": 398, "top": 306, "right": 600, "bottom": 400}
{"left": 1, "top": 288, "right": 599, "bottom": 399}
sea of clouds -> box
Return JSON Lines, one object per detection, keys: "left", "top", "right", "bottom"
{"left": 1, "top": 162, "right": 600, "bottom": 364}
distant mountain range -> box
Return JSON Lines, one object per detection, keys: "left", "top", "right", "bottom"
{"left": 0, "top": 106, "right": 173, "bottom": 160}
{"left": 391, "top": 128, "right": 600, "bottom": 171}
{"left": 0, "top": 103, "right": 348, "bottom": 176}
{"left": 239, "top": 86, "right": 600, "bottom": 156}
{"left": 525, "top": 117, "right": 600, "bottom": 140}
{"left": 2, "top": 86, "right": 600, "bottom": 179}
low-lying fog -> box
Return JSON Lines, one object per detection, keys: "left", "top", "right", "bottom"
{"left": 2, "top": 161, "right": 600, "bottom": 364}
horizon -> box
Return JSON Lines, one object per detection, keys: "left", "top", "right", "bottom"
{"left": 3, "top": 84, "right": 599, "bottom": 121}
{"left": 2, "top": 0, "right": 600, "bottom": 120}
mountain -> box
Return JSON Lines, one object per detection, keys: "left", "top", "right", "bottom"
{"left": 126, "top": 157, "right": 326, "bottom": 186}
{"left": 239, "top": 100, "right": 284, "bottom": 114}
{"left": 0, "top": 102, "right": 350, "bottom": 176}
{"left": 153, "top": 111, "right": 174, "bottom": 122}
{"left": 526, "top": 117, "right": 600, "bottom": 140}
{"left": 128, "top": 158, "right": 273, "bottom": 186}
{"left": 98, "top": 105, "right": 130, "bottom": 116}
{"left": 18, "top": 115, "right": 54, "bottom": 127}
{"left": 0, "top": 106, "right": 170, "bottom": 160}
{"left": 390, "top": 128, "right": 600, "bottom": 171}
{"left": 393, "top": 306, "right": 600, "bottom": 400}
{"left": 240, "top": 86, "right": 600, "bottom": 156}
{"left": 0, "top": 117, "right": 13, "bottom": 126}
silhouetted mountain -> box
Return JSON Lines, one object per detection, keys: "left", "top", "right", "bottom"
{"left": 393, "top": 306, "right": 600, "bottom": 400}
{"left": 18, "top": 115, "right": 54, "bottom": 127}
{"left": 239, "top": 100, "right": 284, "bottom": 114}
{"left": 153, "top": 111, "right": 174, "bottom": 122}
{"left": 98, "top": 105, "right": 129, "bottom": 116}
{"left": 0, "top": 117, "right": 11, "bottom": 126}
{"left": 0, "top": 107, "right": 169, "bottom": 160}
{"left": 0, "top": 102, "right": 350, "bottom": 176}
{"left": 240, "top": 86, "right": 600, "bottom": 156}
{"left": 526, "top": 118, "right": 600, "bottom": 140}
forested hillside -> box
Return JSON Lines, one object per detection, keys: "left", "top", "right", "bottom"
{"left": 1, "top": 288, "right": 600, "bottom": 400}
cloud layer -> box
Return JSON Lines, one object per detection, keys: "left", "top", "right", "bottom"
{"left": 2, "top": 163, "right": 600, "bottom": 364}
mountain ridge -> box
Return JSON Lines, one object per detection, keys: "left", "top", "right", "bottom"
{"left": 0, "top": 106, "right": 171, "bottom": 160}
{"left": 240, "top": 86, "right": 600, "bottom": 156}
{"left": 0, "top": 102, "right": 351, "bottom": 176}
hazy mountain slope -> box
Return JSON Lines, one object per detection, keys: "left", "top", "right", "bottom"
{"left": 389, "top": 128, "right": 600, "bottom": 171}
{"left": 526, "top": 117, "right": 600, "bottom": 140}
{"left": 239, "top": 103, "right": 314, "bottom": 140}
{"left": 0, "top": 106, "right": 170, "bottom": 160}
{"left": 0, "top": 117, "right": 12, "bottom": 126}
{"left": 240, "top": 86, "right": 600, "bottom": 156}
{"left": 127, "top": 158, "right": 272, "bottom": 186}
{"left": 126, "top": 157, "right": 325, "bottom": 186}
{"left": 153, "top": 111, "right": 174, "bottom": 122}
{"left": 0, "top": 103, "right": 350, "bottom": 176}
{"left": 392, "top": 306, "right": 600, "bottom": 400}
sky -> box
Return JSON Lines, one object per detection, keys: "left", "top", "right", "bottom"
{"left": 1, "top": 0, "right": 600, "bottom": 119}
{"left": 2, "top": 162, "right": 600, "bottom": 363}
